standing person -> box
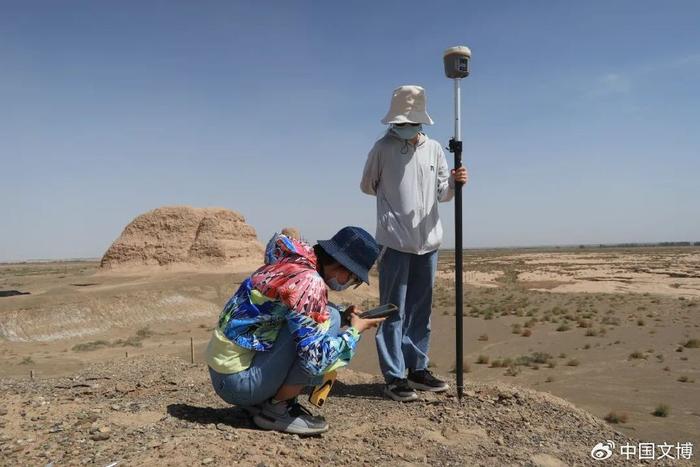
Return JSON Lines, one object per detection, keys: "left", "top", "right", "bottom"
{"left": 360, "top": 85, "right": 469, "bottom": 401}
{"left": 206, "top": 226, "right": 384, "bottom": 434}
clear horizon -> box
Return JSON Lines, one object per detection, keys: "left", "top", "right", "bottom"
{"left": 2, "top": 1, "right": 699, "bottom": 262}
{"left": 4, "top": 241, "right": 700, "bottom": 264}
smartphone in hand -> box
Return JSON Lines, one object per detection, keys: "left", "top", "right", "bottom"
{"left": 359, "top": 303, "right": 398, "bottom": 319}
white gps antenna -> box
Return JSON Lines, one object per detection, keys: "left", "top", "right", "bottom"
{"left": 443, "top": 45, "right": 471, "bottom": 401}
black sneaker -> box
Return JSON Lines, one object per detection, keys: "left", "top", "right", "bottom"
{"left": 383, "top": 378, "right": 418, "bottom": 402}
{"left": 408, "top": 369, "right": 450, "bottom": 392}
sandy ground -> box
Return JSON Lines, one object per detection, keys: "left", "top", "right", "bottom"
{"left": 1, "top": 247, "right": 699, "bottom": 463}
{"left": 436, "top": 249, "right": 700, "bottom": 297}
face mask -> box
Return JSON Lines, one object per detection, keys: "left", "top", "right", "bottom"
{"left": 391, "top": 124, "right": 422, "bottom": 140}
{"left": 327, "top": 276, "right": 352, "bottom": 291}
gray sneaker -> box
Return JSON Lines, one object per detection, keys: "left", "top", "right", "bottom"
{"left": 253, "top": 398, "right": 329, "bottom": 435}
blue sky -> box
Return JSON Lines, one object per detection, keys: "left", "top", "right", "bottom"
{"left": 1, "top": 1, "right": 699, "bottom": 261}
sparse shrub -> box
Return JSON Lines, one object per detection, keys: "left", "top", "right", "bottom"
{"left": 112, "top": 336, "right": 143, "bottom": 348}
{"left": 567, "top": 359, "right": 580, "bottom": 367}
{"left": 604, "top": 411, "right": 629, "bottom": 424}
{"left": 476, "top": 355, "right": 490, "bottom": 364}
{"left": 683, "top": 338, "right": 699, "bottom": 349}
{"left": 504, "top": 364, "right": 520, "bottom": 377}
{"left": 136, "top": 327, "right": 154, "bottom": 338}
{"left": 558, "top": 352, "right": 567, "bottom": 359}
{"left": 490, "top": 359, "right": 504, "bottom": 368}
{"left": 545, "top": 376, "right": 554, "bottom": 383}
{"left": 637, "top": 319, "right": 646, "bottom": 326}
{"left": 677, "top": 375, "right": 695, "bottom": 383}
{"left": 477, "top": 334, "right": 489, "bottom": 341}
{"left": 521, "top": 329, "right": 532, "bottom": 337}
{"left": 652, "top": 404, "right": 670, "bottom": 417}
{"left": 72, "top": 340, "right": 110, "bottom": 352}
{"left": 514, "top": 355, "right": 531, "bottom": 366}
{"left": 449, "top": 360, "right": 470, "bottom": 374}
{"left": 19, "top": 356, "right": 34, "bottom": 365}
{"left": 531, "top": 352, "right": 552, "bottom": 364}
{"left": 556, "top": 324, "right": 571, "bottom": 332}
{"left": 601, "top": 317, "right": 621, "bottom": 326}
{"left": 585, "top": 329, "right": 597, "bottom": 337}
{"left": 629, "top": 351, "right": 646, "bottom": 360}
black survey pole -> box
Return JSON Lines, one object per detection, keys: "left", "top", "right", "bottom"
{"left": 443, "top": 45, "right": 472, "bottom": 401}
{"left": 444, "top": 46, "right": 470, "bottom": 401}
{"left": 449, "top": 136, "right": 464, "bottom": 401}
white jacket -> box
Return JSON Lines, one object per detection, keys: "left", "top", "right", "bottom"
{"left": 360, "top": 132, "right": 455, "bottom": 255}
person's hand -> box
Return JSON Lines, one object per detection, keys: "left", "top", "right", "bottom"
{"left": 451, "top": 166, "right": 468, "bottom": 185}
{"left": 350, "top": 310, "right": 386, "bottom": 333}
{"left": 341, "top": 305, "right": 356, "bottom": 327}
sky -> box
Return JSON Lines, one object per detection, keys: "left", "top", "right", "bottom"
{"left": 1, "top": 1, "right": 699, "bottom": 261}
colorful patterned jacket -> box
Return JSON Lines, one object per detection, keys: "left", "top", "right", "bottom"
{"left": 216, "top": 234, "right": 360, "bottom": 376}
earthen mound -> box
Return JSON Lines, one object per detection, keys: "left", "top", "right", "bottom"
{"left": 100, "top": 206, "right": 263, "bottom": 269}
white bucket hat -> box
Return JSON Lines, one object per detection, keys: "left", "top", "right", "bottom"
{"left": 381, "top": 85, "right": 434, "bottom": 125}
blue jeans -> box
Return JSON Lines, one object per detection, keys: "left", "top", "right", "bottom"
{"left": 375, "top": 247, "right": 438, "bottom": 383}
{"left": 209, "top": 305, "right": 341, "bottom": 407}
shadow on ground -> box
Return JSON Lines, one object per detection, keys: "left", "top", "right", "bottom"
{"left": 167, "top": 403, "right": 255, "bottom": 429}
{"left": 0, "top": 290, "right": 31, "bottom": 297}
{"left": 332, "top": 381, "right": 385, "bottom": 400}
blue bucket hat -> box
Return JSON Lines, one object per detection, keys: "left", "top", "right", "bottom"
{"left": 317, "top": 226, "right": 379, "bottom": 285}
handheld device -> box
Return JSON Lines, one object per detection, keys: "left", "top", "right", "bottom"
{"left": 359, "top": 303, "right": 398, "bottom": 319}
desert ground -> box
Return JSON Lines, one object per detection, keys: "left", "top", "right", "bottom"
{"left": 1, "top": 246, "right": 699, "bottom": 465}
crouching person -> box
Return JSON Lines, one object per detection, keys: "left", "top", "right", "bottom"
{"left": 206, "top": 226, "right": 383, "bottom": 435}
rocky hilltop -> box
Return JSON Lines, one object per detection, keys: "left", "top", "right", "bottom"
{"left": 0, "top": 355, "right": 660, "bottom": 466}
